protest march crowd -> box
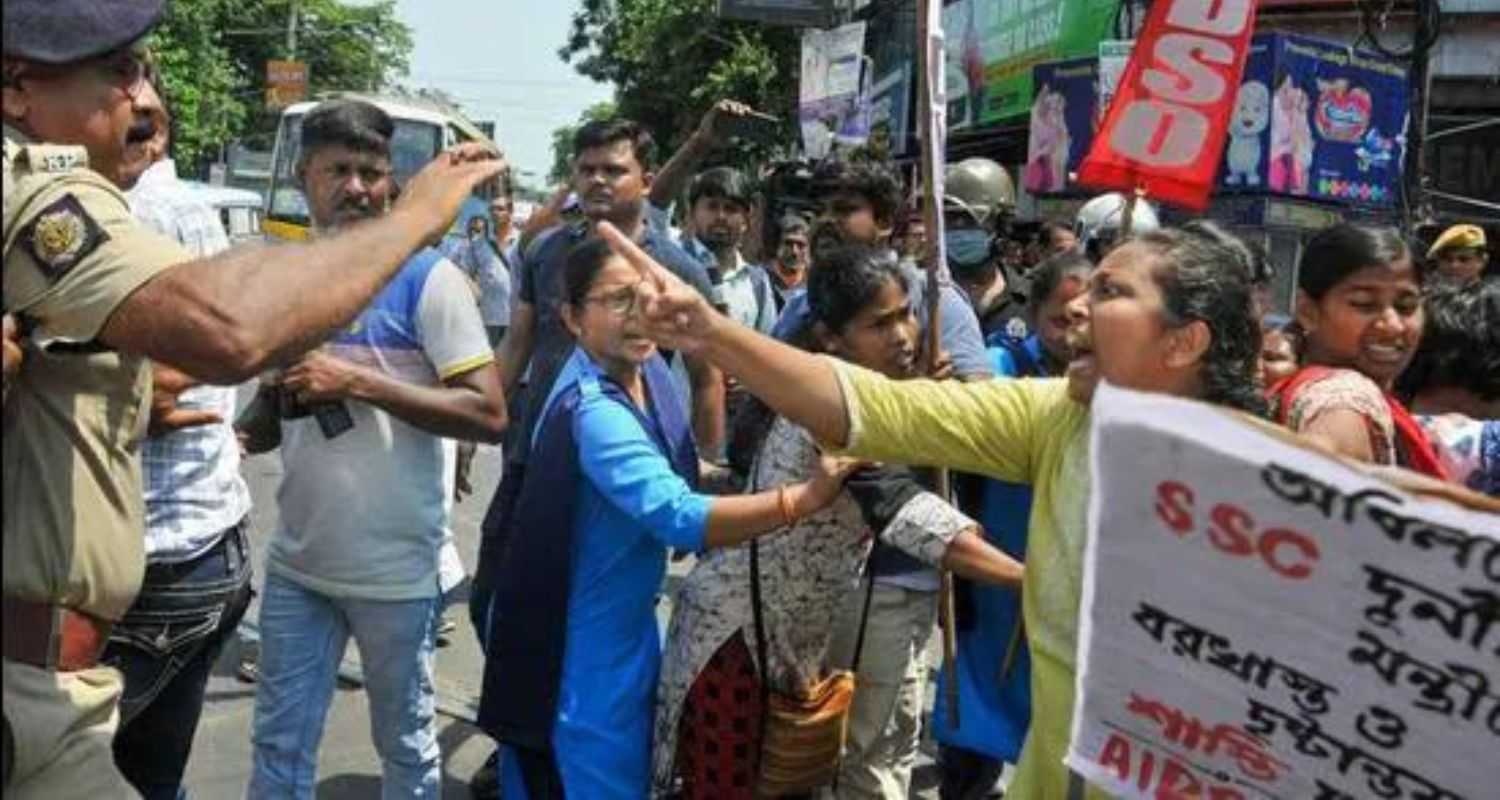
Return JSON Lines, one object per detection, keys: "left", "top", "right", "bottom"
{"left": 2, "top": 1, "right": 1497, "bottom": 799}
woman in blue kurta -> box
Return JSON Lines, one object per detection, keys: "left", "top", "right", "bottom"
{"left": 936, "top": 252, "right": 1093, "bottom": 799}
{"left": 475, "top": 237, "right": 854, "bottom": 799}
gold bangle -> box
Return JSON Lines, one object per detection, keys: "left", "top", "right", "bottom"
{"left": 777, "top": 484, "right": 796, "bottom": 526}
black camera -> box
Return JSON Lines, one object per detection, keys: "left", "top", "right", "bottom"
{"left": 275, "top": 386, "right": 355, "bottom": 439}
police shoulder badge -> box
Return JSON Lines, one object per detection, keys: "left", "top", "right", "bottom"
{"left": 22, "top": 144, "right": 87, "bottom": 174}
{"left": 22, "top": 194, "right": 108, "bottom": 280}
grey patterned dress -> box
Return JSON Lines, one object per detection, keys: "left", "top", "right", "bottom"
{"left": 650, "top": 416, "right": 976, "bottom": 794}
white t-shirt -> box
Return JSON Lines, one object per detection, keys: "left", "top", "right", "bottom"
{"left": 269, "top": 249, "right": 494, "bottom": 600}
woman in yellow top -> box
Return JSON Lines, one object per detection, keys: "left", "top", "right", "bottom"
{"left": 598, "top": 219, "right": 1268, "bottom": 799}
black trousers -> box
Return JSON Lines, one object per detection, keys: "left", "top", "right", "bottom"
{"left": 100, "top": 521, "right": 253, "bottom": 800}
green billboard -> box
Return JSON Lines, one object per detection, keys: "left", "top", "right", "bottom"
{"left": 943, "top": 0, "right": 1118, "bottom": 129}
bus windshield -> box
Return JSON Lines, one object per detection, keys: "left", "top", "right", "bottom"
{"left": 266, "top": 113, "right": 444, "bottom": 227}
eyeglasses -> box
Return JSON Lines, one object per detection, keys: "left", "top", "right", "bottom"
{"left": 584, "top": 282, "right": 643, "bottom": 317}
{"left": 96, "top": 48, "right": 155, "bottom": 99}
{"left": 19, "top": 46, "right": 155, "bottom": 100}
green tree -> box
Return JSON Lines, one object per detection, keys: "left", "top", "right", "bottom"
{"left": 149, "top": 0, "right": 247, "bottom": 170}
{"left": 548, "top": 100, "right": 618, "bottom": 185}
{"left": 217, "top": 0, "right": 413, "bottom": 101}
{"left": 558, "top": 0, "right": 801, "bottom": 170}
{"left": 148, "top": 0, "right": 413, "bottom": 171}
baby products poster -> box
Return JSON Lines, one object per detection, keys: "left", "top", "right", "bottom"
{"left": 1222, "top": 34, "right": 1408, "bottom": 208}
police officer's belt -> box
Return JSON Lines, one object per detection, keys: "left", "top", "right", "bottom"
{"left": 2, "top": 596, "right": 112, "bottom": 672}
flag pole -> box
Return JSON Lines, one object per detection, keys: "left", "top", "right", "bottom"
{"left": 916, "top": 0, "right": 960, "bottom": 729}
{"left": 1120, "top": 183, "right": 1143, "bottom": 239}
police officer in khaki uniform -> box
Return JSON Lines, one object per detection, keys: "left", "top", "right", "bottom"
{"left": 2, "top": 2, "right": 506, "bottom": 796}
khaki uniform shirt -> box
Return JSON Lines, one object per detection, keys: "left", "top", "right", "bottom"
{"left": 3, "top": 125, "right": 188, "bottom": 622}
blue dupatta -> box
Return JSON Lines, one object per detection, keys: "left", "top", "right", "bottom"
{"left": 476, "top": 348, "right": 698, "bottom": 755}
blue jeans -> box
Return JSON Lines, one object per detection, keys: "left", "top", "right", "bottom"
{"left": 248, "top": 572, "right": 441, "bottom": 799}
{"left": 101, "top": 519, "right": 253, "bottom": 800}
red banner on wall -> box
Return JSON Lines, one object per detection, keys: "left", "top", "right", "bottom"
{"left": 1076, "top": 0, "right": 1259, "bottom": 210}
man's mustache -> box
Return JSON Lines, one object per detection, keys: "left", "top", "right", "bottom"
{"left": 125, "top": 117, "right": 157, "bottom": 144}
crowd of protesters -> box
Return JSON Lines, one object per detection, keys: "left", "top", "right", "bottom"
{"left": 464, "top": 101, "right": 1496, "bottom": 800}
{"left": 3, "top": 4, "right": 1497, "bottom": 799}
{"left": 469, "top": 97, "right": 1495, "bottom": 800}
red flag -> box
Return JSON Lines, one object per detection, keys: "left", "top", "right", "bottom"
{"left": 1077, "top": 0, "right": 1260, "bottom": 210}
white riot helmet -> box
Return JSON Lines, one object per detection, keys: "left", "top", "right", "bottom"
{"left": 1074, "top": 192, "right": 1161, "bottom": 261}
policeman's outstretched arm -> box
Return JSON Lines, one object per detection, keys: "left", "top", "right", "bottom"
{"left": 99, "top": 145, "right": 505, "bottom": 384}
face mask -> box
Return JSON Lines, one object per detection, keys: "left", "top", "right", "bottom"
{"left": 945, "top": 228, "right": 993, "bottom": 275}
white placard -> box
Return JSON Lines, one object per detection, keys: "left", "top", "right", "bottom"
{"left": 1069, "top": 382, "right": 1499, "bottom": 800}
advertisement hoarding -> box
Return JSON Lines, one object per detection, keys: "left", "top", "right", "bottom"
{"left": 1022, "top": 57, "right": 1097, "bottom": 194}
{"left": 1220, "top": 35, "right": 1409, "bottom": 208}
{"left": 942, "top": 0, "right": 1116, "bottom": 129}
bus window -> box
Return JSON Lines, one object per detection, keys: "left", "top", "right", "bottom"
{"left": 268, "top": 114, "right": 308, "bottom": 225}
{"left": 391, "top": 121, "right": 442, "bottom": 188}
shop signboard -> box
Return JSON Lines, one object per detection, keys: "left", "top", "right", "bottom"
{"left": 265, "top": 60, "right": 308, "bottom": 109}
{"left": 1220, "top": 34, "right": 1408, "bottom": 208}
{"left": 1428, "top": 116, "right": 1500, "bottom": 223}
{"left": 942, "top": 0, "right": 1116, "bottom": 130}
{"left": 1022, "top": 57, "right": 1098, "bottom": 195}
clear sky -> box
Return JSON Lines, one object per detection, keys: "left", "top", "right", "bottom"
{"left": 391, "top": 0, "right": 615, "bottom": 187}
